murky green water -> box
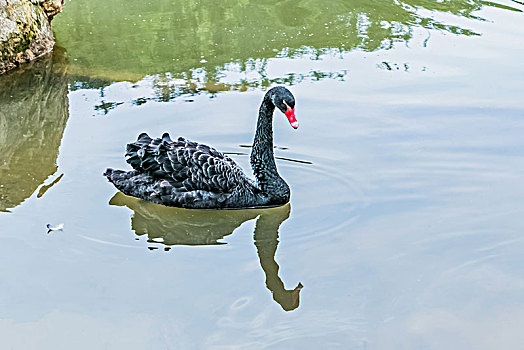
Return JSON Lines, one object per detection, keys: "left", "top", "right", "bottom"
{"left": 1, "top": 0, "right": 524, "bottom": 348}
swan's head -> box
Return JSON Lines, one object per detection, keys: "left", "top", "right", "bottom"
{"left": 269, "top": 86, "right": 298, "bottom": 129}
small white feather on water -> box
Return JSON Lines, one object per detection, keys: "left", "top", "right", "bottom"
{"left": 47, "top": 224, "right": 64, "bottom": 233}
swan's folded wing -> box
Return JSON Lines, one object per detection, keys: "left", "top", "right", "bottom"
{"left": 125, "top": 133, "right": 255, "bottom": 195}
{"left": 162, "top": 137, "right": 254, "bottom": 194}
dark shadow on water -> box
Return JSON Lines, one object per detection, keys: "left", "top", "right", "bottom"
{"left": 0, "top": 48, "right": 69, "bottom": 212}
{"left": 253, "top": 206, "right": 304, "bottom": 311}
{"left": 109, "top": 192, "right": 302, "bottom": 311}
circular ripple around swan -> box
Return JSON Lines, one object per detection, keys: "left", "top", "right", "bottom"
{"left": 277, "top": 155, "right": 367, "bottom": 242}
{"left": 226, "top": 144, "right": 368, "bottom": 242}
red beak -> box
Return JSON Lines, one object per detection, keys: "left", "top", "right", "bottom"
{"left": 285, "top": 104, "right": 298, "bottom": 129}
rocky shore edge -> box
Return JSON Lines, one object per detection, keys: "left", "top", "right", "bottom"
{"left": 0, "top": 0, "right": 64, "bottom": 75}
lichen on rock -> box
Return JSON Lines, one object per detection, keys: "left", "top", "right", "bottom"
{"left": 0, "top": 0, "right": 64, "bottom": 74}
{"left": 32, "top": 0, "right": 63, "bottom": 19}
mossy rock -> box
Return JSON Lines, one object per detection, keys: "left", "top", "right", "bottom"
{"left": 0, "top": 0, "right": 61, "bottom": 74}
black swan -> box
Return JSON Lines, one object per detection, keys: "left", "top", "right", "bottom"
{"left": 104, "top": 86, "right": 298, "bottom": 209}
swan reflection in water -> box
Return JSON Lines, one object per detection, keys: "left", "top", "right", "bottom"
{"left": 109, "top": 192, "right": 303, "bottom": 311}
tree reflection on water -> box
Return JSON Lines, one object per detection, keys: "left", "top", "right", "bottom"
{"left": 52, "top": 0, "right": 521, "bottom": 107}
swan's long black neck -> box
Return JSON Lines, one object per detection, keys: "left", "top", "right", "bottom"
{"left": 251, "top": 97, "right": 276, "bottom": 180}
{"left": 251, "top": 96, "right": 289, "bottom": 200}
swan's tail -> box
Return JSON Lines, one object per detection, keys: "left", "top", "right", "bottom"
{"left": 103, "top": 168, "right": 114, "bottom": 179}
{"left": 104, "top": 167, "right": 163, "bottom": 202}
{"left": 103, "top": 168, "right": 129, "bottom": 186}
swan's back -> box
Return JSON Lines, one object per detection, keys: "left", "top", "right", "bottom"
{"left": 105, "top": 133, "right": 260, "bottom": 209}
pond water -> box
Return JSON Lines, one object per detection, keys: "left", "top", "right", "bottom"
{"left": 1, "top": 0, "right": 524, "bottom": 348}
